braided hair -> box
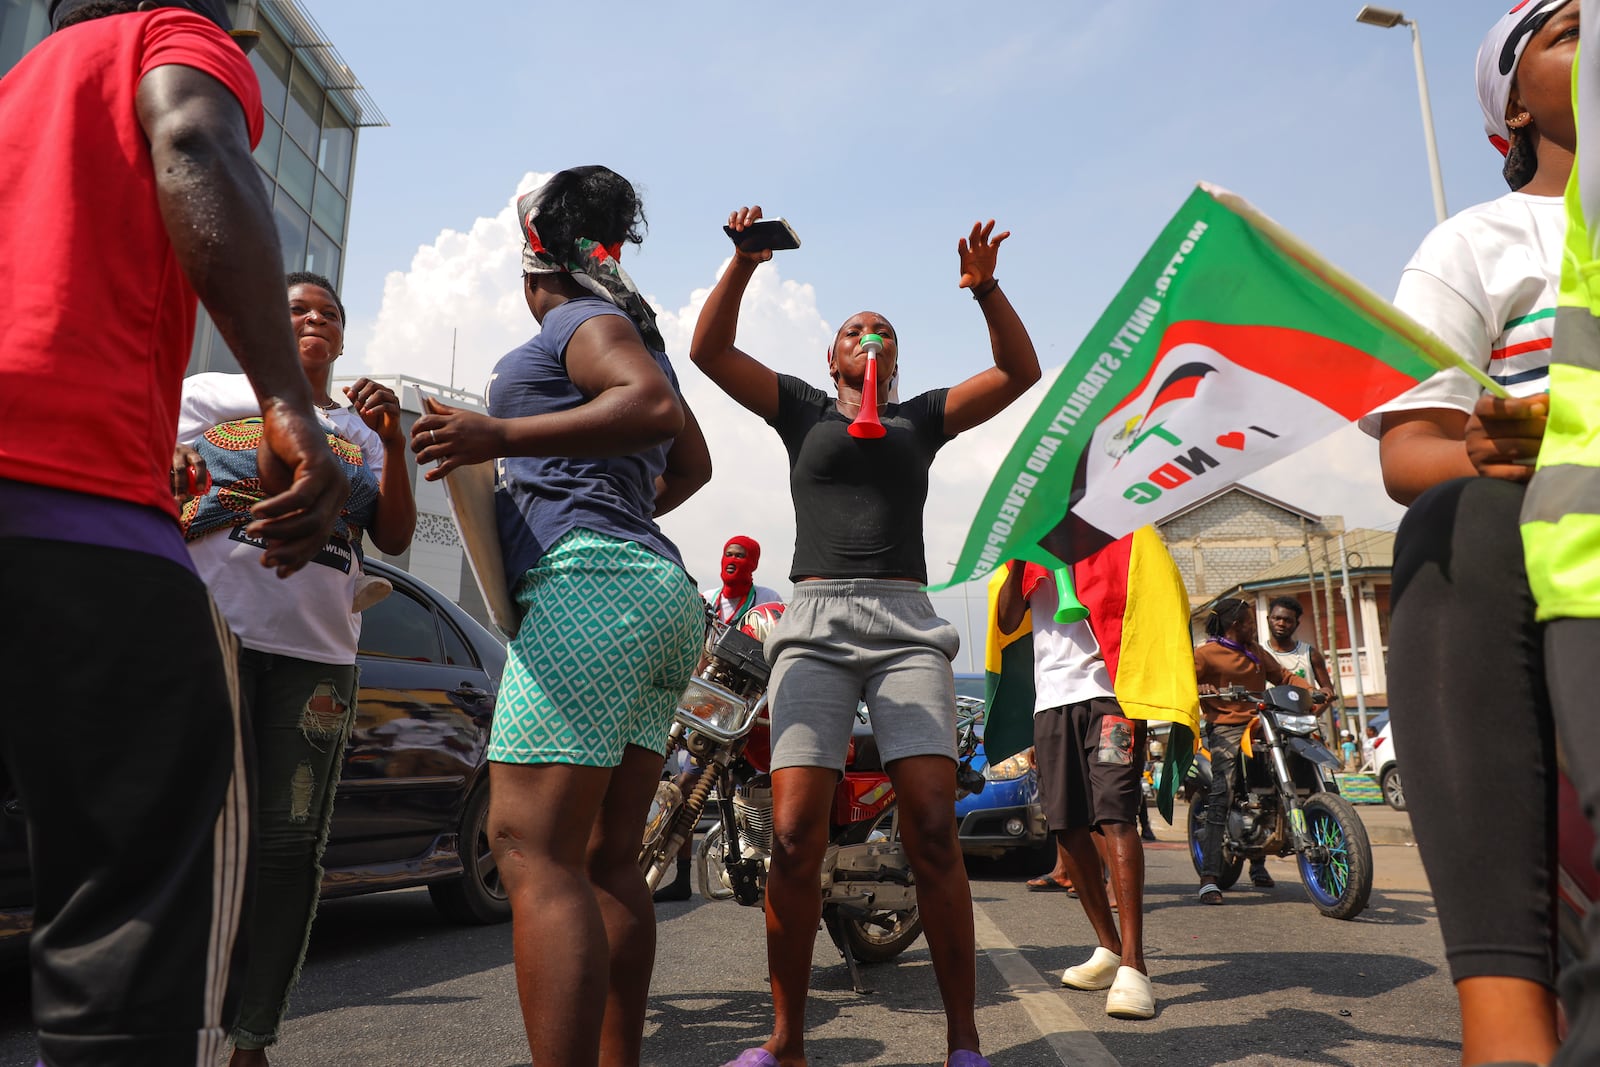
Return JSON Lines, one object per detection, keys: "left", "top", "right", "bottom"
{"left": 1205, "top": 598, "right": 1252, "bottom": 639}
{"left": 1502, "top": 128, "right": 1540, "bottom": 190}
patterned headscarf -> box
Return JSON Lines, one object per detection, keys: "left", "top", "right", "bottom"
{"left": 517, "top": 185, "right": 666, "bottom": 352}
{"left": 1476, "top": 0, "right": 1573, "bottom": 155}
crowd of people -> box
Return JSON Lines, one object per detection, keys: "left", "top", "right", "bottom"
{"left": 3, "top": 1, "right": 1600, "bottom": 1066}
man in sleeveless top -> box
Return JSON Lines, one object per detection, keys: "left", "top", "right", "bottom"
{"left": 1264, "top": 596, "right": 1336, "bottom": 706}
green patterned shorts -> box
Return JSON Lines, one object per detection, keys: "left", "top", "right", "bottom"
{"left": 490, "top": 528, "right": 704, "bottom": 767}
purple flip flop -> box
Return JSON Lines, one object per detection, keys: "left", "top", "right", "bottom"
{"left": 946, "top": 1052, "right": 992, "bottom": 1067}
{"left": 721, "top": 1050, "right": 779, "bottom": 1067}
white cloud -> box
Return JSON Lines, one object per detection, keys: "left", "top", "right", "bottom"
{"left": 352, "top": 171, "right": 553, "bottom": 394}
{"left": 351, "top": 179, "right": 1401, "bottom": 670}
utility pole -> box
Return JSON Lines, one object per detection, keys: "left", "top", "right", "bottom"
{"left": 1302, "top": 519, "right": 1333, "bottom": 737}
{"left": 1337, "top": 530, "right": 1370, "bottom": 743}
{"left": 1318, "top": 531, "right": 1346, "bottom": 722}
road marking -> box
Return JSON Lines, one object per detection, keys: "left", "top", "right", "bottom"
{"left": 971, "top": 902, "right": 1123, "bottom": 1067}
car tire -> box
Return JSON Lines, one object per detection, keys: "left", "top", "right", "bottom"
{"left": 429, "top": 782, "right": 510, "bottom": 925}
{"left": 1380, "top": 765, "right": 1406, "bottom": 812}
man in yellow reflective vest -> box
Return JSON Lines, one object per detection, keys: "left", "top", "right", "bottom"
{"left": 1521, "top": 5, "right": 1600, "bottom": 1060}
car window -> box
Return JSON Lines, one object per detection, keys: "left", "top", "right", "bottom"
{"left": 358, "top": 586, "right": 444, "bottom": 663}
{"left": 953, "top": 675, "right": 986, "bottom": 701}
{"left": 440, "top": 616, "right": 478, "bottom": 668}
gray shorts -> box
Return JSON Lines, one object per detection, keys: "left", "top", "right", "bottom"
{"left": 764, "top": 579, "right": 961, "bottom": 773}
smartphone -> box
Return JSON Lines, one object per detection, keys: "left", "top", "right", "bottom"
{"left": 724, "top": 218, "right": 801, "bottom": 253}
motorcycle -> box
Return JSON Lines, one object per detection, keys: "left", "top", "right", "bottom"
{"left": 1185, "top": 684, "right": 1374, "bottom": 920}
{"left": 639, "top": 607, "right": 985, "bottom": 993}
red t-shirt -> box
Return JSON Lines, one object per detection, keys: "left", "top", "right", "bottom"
{"left": 0, "top": 9, "right": 263, "bottom": 517}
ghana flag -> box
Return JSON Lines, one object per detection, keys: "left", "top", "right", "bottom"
{"left": 982, "top": 527, "right": 1199, "bottom": 822}
{"left": 937, "top": 183, "right": 1506, "bottom": 585}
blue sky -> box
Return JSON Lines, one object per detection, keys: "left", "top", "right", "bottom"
{"left": 313, "top": 1, "right": 1518, "bottom": 661}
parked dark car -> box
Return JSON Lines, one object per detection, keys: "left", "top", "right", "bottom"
{"left": 0, "top": 559, "right": 508, "bottom": 947}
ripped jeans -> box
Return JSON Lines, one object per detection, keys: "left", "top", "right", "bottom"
{"left": 233, "top": 649, "right": 357, "bottom": 1050}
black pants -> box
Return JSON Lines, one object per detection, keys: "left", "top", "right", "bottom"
{"left": 1389, "top": 479, "right": 1557, "bottom": 990}
{"left": 1549, "top": 617, "right": 1600, "bottom": 1066}
{"left": 0, "top": 539, "right": 250, "bottom": 1066}
{"left": 1197, "top": 721, "right": 1265, "bottom": 884}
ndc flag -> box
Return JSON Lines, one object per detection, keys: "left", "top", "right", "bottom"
{"left": 937, "top": 183, "right": 1499, "bottom": 584}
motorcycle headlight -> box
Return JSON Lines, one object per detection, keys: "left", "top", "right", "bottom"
{"left": 1276, "top": 713, "right": 1319, "bottom": 736}
{"left": 675, "top": 678, "right": 750, "bottom": 738}
{"left": 985, "top": 751, "right": 1035, "bottom": 782}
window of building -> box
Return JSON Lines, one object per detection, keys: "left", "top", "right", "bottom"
{"left": 0, "top": 0, "right": 48, "bottom": 75}
{"left": 312, "top": 172, "right": 346, "bottom": 237}
{"left": 305, "top": 223, "right": 341, "bottom": 281}
{"left": 201, "top": 320, "right": 240, "bottom": 375}
{"left": 319, "top": 107, "right": 354, "bottom": 191}
{"left": 284, "top": 60, "right": 322, "bottom": 152}
{"left": 253, "top": 113, "right": 284, "bottom": 174}
{"left": 278, "top": 139, "right": 316, "bottom": 211}
{"left": 272, "top": 191, "right": 310, "bottom": 271}
{"left": 250, "top": 24, "right": 291, "bottom": 121}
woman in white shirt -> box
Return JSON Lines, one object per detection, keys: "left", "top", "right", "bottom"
{"left": 1370, "top": 4, "right": 1575, "bottom": 1064}
{"left": 177, "top": 272, "right": 416, "bottom": 1065}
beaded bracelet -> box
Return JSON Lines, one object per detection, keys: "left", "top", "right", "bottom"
{"left": 971, "top": 278, "right": 1001, "bottom": 301}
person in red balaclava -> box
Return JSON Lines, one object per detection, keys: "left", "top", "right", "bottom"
{"left": 703, "top": 535, "right": 783, "bottom": 626}
{"left": 654, "top": 537, "right": 785, "bottom": 904}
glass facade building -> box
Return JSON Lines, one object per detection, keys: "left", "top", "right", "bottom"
{"left": 0, "top": 0, "right": 384, "bottom": 374}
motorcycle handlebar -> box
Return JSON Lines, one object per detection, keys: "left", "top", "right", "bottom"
{"left": 1198, "top": 685, "right": 1328, "bottom": 706}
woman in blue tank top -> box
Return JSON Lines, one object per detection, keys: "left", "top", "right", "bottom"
{"left": 410, "top": 166, "right": 711, "bottom": 1066}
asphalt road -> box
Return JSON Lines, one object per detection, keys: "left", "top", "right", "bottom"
{"left": 0, "top": 809, "right": 1457, "bottom": 1066}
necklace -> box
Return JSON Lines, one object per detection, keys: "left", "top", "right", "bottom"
{"left": 835, "top": 396, "right": 887, "bottom": 417}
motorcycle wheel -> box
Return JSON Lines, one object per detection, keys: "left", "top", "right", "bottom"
{"left": 1186, "top": 794, "right": 1242, "bottom": 891}
{"left": 639, "top": 778, "right": 686, "bottom": 890}
{"left": 833, "top": 808, "right": 924, "bottom": 964}
{"left": 1296, "top": 792, "right": 1374, "bottom": 920}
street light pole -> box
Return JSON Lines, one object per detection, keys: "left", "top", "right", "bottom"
{"left": 1357, "top": 6, "right": 1449, "bottom": 223}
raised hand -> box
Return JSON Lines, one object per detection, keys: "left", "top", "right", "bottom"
{"left": 249, "top": 404, "right": 348, "bottom": 577}
{"left": 1465, "top": 392, "right": 1547, "bottom": 482}
{"left": 345, "top": 377, "right": 405, "bottom": 448}
{"left": 957, "top": 219, "right": 1009, "bottom": 290}
{"left": 410, "top": 394, "right": 505, "bottom": 481}
{"left": 727, "top": 205, "right": 773, "bottom": 265}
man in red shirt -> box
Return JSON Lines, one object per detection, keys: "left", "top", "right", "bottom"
{"left": 0, "top": 2, "right": 344, "bottom": 1063}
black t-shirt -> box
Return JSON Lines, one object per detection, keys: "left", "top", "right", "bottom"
{"left": 767, "top": 374, "right": 953, "bottom": 582}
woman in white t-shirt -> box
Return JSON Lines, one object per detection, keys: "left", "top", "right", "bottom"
{"left": 1370, "top": 4, "right": 1575, "bottom": 1064}
{"left": 176, "top": 272, "right": 417, "bottom": 1065}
